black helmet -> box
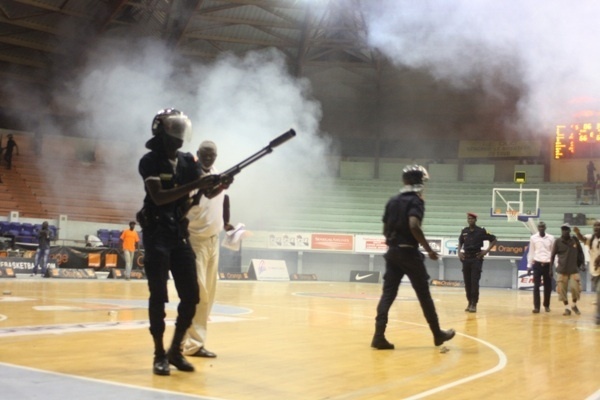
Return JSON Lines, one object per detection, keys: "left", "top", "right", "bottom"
{"left": 151, "top": 108, "right": 192, "bottom": 142}
{"left": 402, "top": 164, "right": 430, "bottom": 185}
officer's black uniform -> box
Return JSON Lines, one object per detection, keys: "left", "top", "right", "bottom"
{"left": 459, "top": 224, "right": 496, "bottom": 310}
{"left": 373, "top": 185, "right": 451, "bottom": 348}
{"left": 139, "top": 141, "right": 200, "bottom": 374}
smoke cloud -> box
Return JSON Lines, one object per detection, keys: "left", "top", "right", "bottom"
{"left": 363, "top": 0, "right": 600, "bottom": 134}
{"left": 51, "top": 36, "right": 327, "bottom": 229}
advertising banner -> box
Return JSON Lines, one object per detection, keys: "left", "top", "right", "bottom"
{"left": 355, "top": 235, "right": 386, "bottom": 254}
{"left": 349, "top": 270, "right": 380, "bottom": 283}
{"left": 489, "top": 241, "right": 529, "bottom": 257}
{"left": 311, "top": 233, "right": 354, "bottom": 251}
{"left": 458, "top": 140, "right": 541, "bottom": 158}
{"left": 248, "top": 259, "right": 290, "bottom": 281}
{"left": 0, "top": 247, "right": 144, "bottom": 273}
{"left": 267, "top": 232, "right": 311, "bottom": 250}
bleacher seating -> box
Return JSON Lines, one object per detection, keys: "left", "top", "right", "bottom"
{"left": 267, "top": 178, "right": 592, "bottom": 240}
{"left": 0, "top": 154, "right": 142, "bottom": 224}
{"left": 108, "top": 229, "right": 122, "bottom": 248}
{"left": 0, "top": 221, "right": 58, "bottom": 244}
{"left": 0, "top": 146, "right": 594, "bottom": 242}
{"left": 97, "top": 229, "right": 110, "bottom": 246}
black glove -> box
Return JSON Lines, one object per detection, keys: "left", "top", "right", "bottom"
{"left": 526, "top": 268, "right": 532, "bottom": 276}
{"left": 578, "top": 265, "right": 586, "bottom": 272}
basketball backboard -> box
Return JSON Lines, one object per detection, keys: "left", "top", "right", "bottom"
{"left": 491, "top": 186, "right": 540, "bottom": 233}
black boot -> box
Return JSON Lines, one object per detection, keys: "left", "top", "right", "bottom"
{"left": 153, "top": 354, "right": 170, "bottom": 376}
{"left": 167, "top": 348, "right": 195, "bottom": 372}
{"left": 434, "top": 329, "right": 456, "bottom": 346}
{"left": 167, "top": 326, "right": 195, "bottom": 372}
{"left": 371, "top": 324, "right": 394, "bottom": 350}
{"left": 152, "top": 336, "right": 170, "bottom": 376}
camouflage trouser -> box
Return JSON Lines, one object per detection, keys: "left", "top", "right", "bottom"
{"left": 556, "top": 273, "right": 581, "bottom": 303}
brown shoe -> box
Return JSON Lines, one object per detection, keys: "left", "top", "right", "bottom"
{"left": 191, "top": 347, "right": 217, "bottom": 358}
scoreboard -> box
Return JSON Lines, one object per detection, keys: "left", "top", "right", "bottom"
{"left": 554, "top": 123, "right": 600, "bottom": 159}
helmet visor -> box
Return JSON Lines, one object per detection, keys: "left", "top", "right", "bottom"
{"left": 163, "top": 114, "right": 192, "bottom": 142}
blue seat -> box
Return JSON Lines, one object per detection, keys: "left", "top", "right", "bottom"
{"left": 108, "top": 230, "right": 122, "bottom": 248}
{"left": 0, "top": 221, "right": 10, "bottom": 234}
{"left": 20, "top": 223, "right": 34, "bottom": 238}
{"left": 7, "top": 229, "right": 20, "bottom": 237}
{"left": 33, "top": 224, "right": 42, "bottom": 235}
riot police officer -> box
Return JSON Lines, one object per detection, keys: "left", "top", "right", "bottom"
{"left": 138, "top": 108, "right": 231, "bottom": 376}
{"left": 371, "top": 165, "right": 455, "bottom": 350}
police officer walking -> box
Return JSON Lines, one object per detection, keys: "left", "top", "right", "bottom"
{"left": 138, "top": 108, "right": 231, "bottom": 376}
{"left": 371, "top": 165, "right": 455, "bottom": 350}
{"left": 458, "top": 212, "right": 497, "bottom": 313}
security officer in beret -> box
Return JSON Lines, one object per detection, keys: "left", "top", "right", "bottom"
{"left": 371, "top": 165, "right": 455, "bottom": 350}
{"left": 458, "top": 212, "right": 497, "bottom": 313}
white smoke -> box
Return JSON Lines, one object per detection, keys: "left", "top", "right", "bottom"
{"left": 63, "top": 38, "right": 327, "bottom": 228}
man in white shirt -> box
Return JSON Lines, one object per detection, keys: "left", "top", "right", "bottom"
{"left": 182, "top": 141, "right": 234, "bottom": 358}
{"left": 573, "top": 221, "right": 600, "bottom": 325}
{"left": 527, "top": 221, "right": 555, "bottom": 313}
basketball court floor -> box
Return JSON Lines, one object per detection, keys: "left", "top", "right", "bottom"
{"left": 0, "top": 277, "right": 598, "bottom": 400}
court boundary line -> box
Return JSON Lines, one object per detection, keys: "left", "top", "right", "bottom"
{"left": 0, "top": 361, "right": 229, "bottom": 400}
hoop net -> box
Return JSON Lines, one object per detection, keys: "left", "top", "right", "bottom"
{"left": 506, "top": 209, "right": 520, "bottom": 222}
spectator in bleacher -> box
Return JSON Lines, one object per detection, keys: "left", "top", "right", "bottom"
{"left": 31, "top": 221, "right": 52, "bottom": 277}
{"left": 3, "top": 134, "right": 19, "bottom": 169}
{"left": 138, "top": 108, "right": 231, "bottom": 376}
{"left": 458, "top": 212, "right": 497, "bottom": 313}
{"left": 551, "top": 223, "right": 585, "bottom": 316}
{"left": 182, "top": 141, "right": 234, "bottom": 359}
{"left": 120, "top": 221, "right": 140, "bottom": 280}
{"left": 85, "top": 234, "right": 104, "bottom": 247}
{"left": 573, "top": 223, "right": 600, "bottom": 325}
{"left": 527, "top": 221, "right": 555, "bottom": 313}
{"left": 372, "top": 164, "right": 455, "bottom": 350}
{"left": 587, "top": 160, "right": 596, "bottom": 185}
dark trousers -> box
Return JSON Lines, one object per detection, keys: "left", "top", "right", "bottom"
{"left": 462, "top": 256, "right": 483, "bottom": 305}
{"left": 532, "top": 262, "right": 552, "bottom": 310}
{"left": 143, "top": 228, "right": 200, "bottom": 355}
{"left": 4, "top": 151, "right": 12, "bottom": 169}
{"left": 375, "top": 247, "right": 441, "bottom": 336}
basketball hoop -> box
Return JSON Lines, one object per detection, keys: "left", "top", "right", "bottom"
{"left": 506, "top": 210, "right": 520, "bottom": 222}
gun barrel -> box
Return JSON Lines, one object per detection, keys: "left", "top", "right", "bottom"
{"left": 222, "top": 128, "right": 296, "bottom": 177}
{"left": 269, "top": 129, "right": 296, "bottom": 148}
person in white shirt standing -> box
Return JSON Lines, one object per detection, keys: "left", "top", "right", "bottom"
{"left": 573, "top": 221, "right": 600, "bottom": 325}
{"left": 527, "top": 221, "right": 555, "bottom": 313}
{"left": 182, "top": 141, "right": 234, "bottom": 358}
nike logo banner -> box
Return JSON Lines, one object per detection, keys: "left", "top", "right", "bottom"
{"left": 349, "top": 270, "right": 380, "bottom": 283}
